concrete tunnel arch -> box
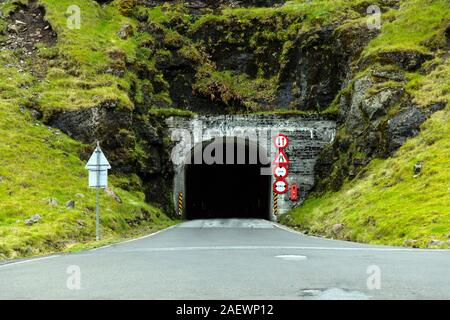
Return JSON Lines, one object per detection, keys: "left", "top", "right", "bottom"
{"left": 183, "top": 137, "right": 272, "bottom": 220}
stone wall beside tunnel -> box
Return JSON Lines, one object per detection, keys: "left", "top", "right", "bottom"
{"left": 167, "top": 114, "right": 336, "bottom": 220}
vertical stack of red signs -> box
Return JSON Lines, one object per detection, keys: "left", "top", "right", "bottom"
{"left": 273, "top": 134, "right": 290, "bottom": 195}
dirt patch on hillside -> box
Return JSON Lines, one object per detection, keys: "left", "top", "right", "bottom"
{"left": 1, "top": 0, "right": 56, "bottom": 55}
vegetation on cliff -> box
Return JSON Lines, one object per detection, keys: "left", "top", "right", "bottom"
{"left": 284, "top": 0, "right": 450, "bottom": 247}
{"left": 0, "top": 0, "right": 448, "bottom": 259}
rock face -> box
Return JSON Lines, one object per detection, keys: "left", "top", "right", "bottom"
{"left": 49, "top": 103, "right": 175, "bottom": 212}
{"left": 277, "top": 25, "right": 379, "bottom": 111}
{"left": 138, "top": 0, "right": 285, "bottom": 9}
{"left": 118, "top": 24, "right": 134, "bottom": 39}
{"left": 36, "top": 0, "right": 445, "bottom": 214}
{"left": 314, "top": 64, "right": 445, "bottom": 192}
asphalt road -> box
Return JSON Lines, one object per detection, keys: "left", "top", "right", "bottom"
{"left": 1, "top": 219, "right": 449, "bottom": 300}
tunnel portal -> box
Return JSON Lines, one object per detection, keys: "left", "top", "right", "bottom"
{"left": 184, "top": 138, "right": 271, "bottom": 220}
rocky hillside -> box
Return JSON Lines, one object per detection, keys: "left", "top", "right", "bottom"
{"left": 0, "top": 0, "right": 448, "bottom": 258}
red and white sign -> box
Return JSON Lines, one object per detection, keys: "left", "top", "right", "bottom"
{"left": 273, "top": 149, "right": 289, "bottom": 165}
{"left": 273, "top": 179, "right": 289, "bottom": 195}
{"left": 274, "top": 134, "right": 289, "bottom": 149}
{"left": 274, "top": 165, "right": 289, "bottom": 179}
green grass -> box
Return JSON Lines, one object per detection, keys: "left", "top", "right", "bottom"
{"left": 283, "top": 106, "right": 450, "bottom": 247}
{"left": 364, "top": 0, "right": 450, "bottom": 55}
{"left": 31, "top": 0, "right": 139, "bottom": 116}
{"left": 406, "top": 58, "right": 450, "bottom": 107}
{"left": 285, "top": 0, "right": 450, "bottom": 247}
{"left": 148, "top": 108, "right": 196, "bottom": 117}
{"left": 0, "top": 13, "right": 174, "bottom": 260}
{"left": 0, "top": 95, "right": 175, "bottom": 259}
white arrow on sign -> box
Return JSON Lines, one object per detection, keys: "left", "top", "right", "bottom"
{"left": 86, "top": 143, "right": 111, "bottom": 189}
{"left": 85, "top": 142, "right": 111, "bottom": 241}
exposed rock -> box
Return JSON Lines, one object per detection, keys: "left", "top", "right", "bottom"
{"left": 365, "top": 216, "right": 376, "bottom": 226}
{"left": 25, "top": 214, "right": 41, "bottom": 226}
{"left": 2, "top": 2, "right": 56, "bottom": 55}
{"left": 428, "top": 239, "right": 444, "bottom": 247}
{"left": 118, "top": 24, "right": 134, "bottom": 40}
{"left": 140, "top": 0, "right": 285, "bottom": 9}
{"left": 403, "top": 239, "right": 418, "bottom": 248}
{"left": 361, "top": 87, "right": 402, "bottom": 122}
{"left": 362, "top": 50, "right": 433, "bottom": 71}
{"left": 29, "top": 108, "right": 42, "bottom": 120}
{"left": 0, "top": 176, "right": 4, "bottom": 183}
{"left": 332, "top": 223, "right": 345, "bottom": 234}
{"left": 105, "top": 187, "right": 122, "bottom": 203}
{"left": 413, "top": 162, "right": 423, "bottom": 175}
{"left": 65, "top": 200, "right": 76, "bottom": 209}
{"left": 387, "top": 106, "right": 427, "bottom": 154}
{"left": 75, "top": 193, "right": 85, "bottom": 198}
{"left": 46, "top": 198, "right": 58, "bottom": 206}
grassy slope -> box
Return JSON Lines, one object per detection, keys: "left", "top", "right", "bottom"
{"left": 35, "top": 0, "right": 136, "bottom": 116}
{"left": 284, "top": 107, "right": 450, "bottom": 247}
{"left": 0, "top": 0, "right": 175, "bottom": 260}
{"left": 284, "top": 0, "right": 450, "bottom": 247}
{"left": 0, "top": 0, "right": 448, "bottom": 259}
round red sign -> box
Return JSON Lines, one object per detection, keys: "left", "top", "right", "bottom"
{"left": 273, "top": 165, "right": 289, "bottom": 179}
{"left": 274, "top": 134, "right": 289, "bottom": 149}
{"left": 273, "top": 179, "right": 289, "bottom": 195}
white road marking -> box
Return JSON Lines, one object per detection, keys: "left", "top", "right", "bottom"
{"left": 272, "top": 222, "right": 345, "bottom": 242}
{"left": 114, "top": 245, "right": 450, "bottom": 253}
{"left": 0, "top": 255, "right": 60, "bottom": 270}
{"left": 90, "top": 225, "right": 177, "bottom": 251}
{"left": 276, "top": 255, "right": 307, "bottom": 261}
{"left": 272, "top": 222, "right": 450, "bottom": 252}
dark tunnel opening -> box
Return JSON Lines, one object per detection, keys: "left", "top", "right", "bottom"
{"left": 184, "top": 137, "right": 271, "bottom": 220}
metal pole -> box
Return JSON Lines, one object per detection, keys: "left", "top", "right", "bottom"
{"left": 96, "top": 186, "right": 100, "bottom": 241}
{"left": 96, "top": 141, "right": 100, "bottom": 241}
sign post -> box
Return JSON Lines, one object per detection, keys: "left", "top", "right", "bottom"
{"left": 85, "top": 142, "right": 111, "bottom": 241}
{"left": 273, "top": 134, "right": 290, "bottom": 196}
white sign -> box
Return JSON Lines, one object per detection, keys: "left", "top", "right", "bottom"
{"left": 88, "top": 169, "right": 108, "bottom": 189}
{"left": 274, "top": 165, "right": 288, "bottom": 179}
{"left": 273, "top": 149, "right": 289, "bottom": 165}
{"left": 86, "top": 144, "right": 111, "bottom": 189}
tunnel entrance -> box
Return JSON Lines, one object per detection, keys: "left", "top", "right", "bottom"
{"left": 184, "top": 137, "right": 271, "bottom": 220}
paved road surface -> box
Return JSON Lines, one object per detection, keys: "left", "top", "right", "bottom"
{"left": 1, "top": 219, "right": 449, "bottom": 299}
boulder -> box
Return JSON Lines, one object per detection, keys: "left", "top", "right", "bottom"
{"left": 332, "top": 223, "right": 345, "bottom": 234}
{"left": 413, "top": 162, "right": 423, "bottom": 175}
{"left": 105, "top": 187, "right": 122, "bottom": 203}
{"left": 428, "top": 239, "right": 444, "bottom": 246}
{"left": 403, "top": 239, "right": 418, "bottom": 248}
{"left": 66, "top": 200, "right": 76, "bottom": 209}
{"left": 47, "top": 198, "right": 58, "bottom": 206}
{"left": 117, "top": 24, "right": 134, "bottom": 40}
{"left": 25, "top": 214, "right": 41, "bottom": 226}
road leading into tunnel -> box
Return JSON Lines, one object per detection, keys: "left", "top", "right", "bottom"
{"left": 1, "top": 219, "right": 450, "bottom": 300}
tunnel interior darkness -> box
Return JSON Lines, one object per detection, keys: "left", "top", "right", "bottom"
{"left": 184, "top": 138, "right": 271, "bottom": 220}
